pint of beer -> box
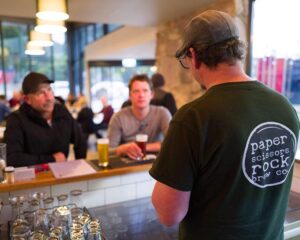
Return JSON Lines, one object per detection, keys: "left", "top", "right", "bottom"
{"left": 97, "top": 138, "right": 109, "bottom": 167}
{"left": 135, "top": 134, "right": 148, "bottom": 159}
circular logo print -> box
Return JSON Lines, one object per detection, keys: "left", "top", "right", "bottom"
{"left": 242, "top": 122, "right": 296, "bottom": 188}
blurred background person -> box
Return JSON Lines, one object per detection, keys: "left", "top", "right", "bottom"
{"left": 97, "top": 95, "right": 114, "bottom": 130}
{"left": 151, "top": 73, "right": 177, "bottom": 116}
{"left": 8, "top": 90, "right": 23, "bottom": 110}
{"left": 0, "top": 95, "right": 10, "bottom": 123}
{"left": 65, "top": 92, "right": 77, "bottom": 114}
{"left": 77, "top": 100, "right": 102, "bottom": 141}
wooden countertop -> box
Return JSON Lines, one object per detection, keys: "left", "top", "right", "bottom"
{"left": 0, "top": 158, "right": 152, "bottom": 193}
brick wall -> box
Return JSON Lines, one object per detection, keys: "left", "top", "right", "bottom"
{"left": 155, "top": 0, "right": 249, "bottom": 108}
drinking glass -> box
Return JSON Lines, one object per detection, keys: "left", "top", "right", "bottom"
{"left": 70, "top": 189, "right": 83, "bottom": 220}
{"left": 24, "top": 199, "right": 39, "bottom": 231}
{"left": 11, "top": 223, "right": 31, "bottom": 239}
{"left": 10, "top": 195, "right": 31, "bottom": 239}
{"left": 33, "top": 208, "right": 49, "bottom": 233}
{"left": 87, "top": 219, "right": 102, "bottom": 240}
{"left": 57, "top": 194, "right": 69, "bottom": 207}
{"left": 32, "top": 192, "right": 47, "bottom": 209}
{"left": 10, "top": 196, "right": 28, "bottom": 226}
{"left": 49, "top": 226, "right": 63, "bottom": 239}
{"left": 52, "top": 194, "right": 71, "bottom": 238}
{"left": 29, "top": 230, "right": 48, "bottom": 239}
{"left": 0, "top": 143, "right": 6, "bottom": 181}
{"left": 43, "top": 196, "right": 54, "bottom": 227}
{"left": 97, "top": 138, "right": 109, "bottom": 167}
{"left": 135, "top": 134, "right": 148, "bottom": 160}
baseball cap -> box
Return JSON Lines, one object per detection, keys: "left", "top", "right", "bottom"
{"left": 176, "top": 10, "right": 239, "bottom": 58}
{"left": 22, "top": 72, "right": 54, "bottom": 95}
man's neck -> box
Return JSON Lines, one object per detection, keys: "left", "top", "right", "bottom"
{"left": 41, "top": 112, "right": 52, "bottom": 122}
{"left": 202, "top": 62, "right": 252, "bottom": 90}
{"left": 131, "top": 106, "right": 150, "bottom": 121}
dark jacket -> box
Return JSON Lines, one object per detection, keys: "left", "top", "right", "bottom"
{"left": 151, "top": 89, "right": 177, "bottom": 116}
{"left": 4, "top": 103, "right": 87, "bottom": 167}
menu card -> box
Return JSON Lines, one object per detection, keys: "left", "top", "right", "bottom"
{"left": 49, "top": 159, "right": 96, "bottom": 179}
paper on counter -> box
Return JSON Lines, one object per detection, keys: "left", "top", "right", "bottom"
{"left": 49, "top": 159, "right": 96, "bottom": 179}
{"left": 14, "top": 167, "right": 36, "bottom": 182}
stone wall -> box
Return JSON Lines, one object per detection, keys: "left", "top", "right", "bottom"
{"left": 155, "top": 0, "right": 249, "bottom": 108}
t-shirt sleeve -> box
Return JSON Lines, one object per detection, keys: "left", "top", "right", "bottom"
{"left": 149, "top": 119, "right": 200, "bottom": 191}
{"left": 107, "top": 114, "right": 122, "bottom": 148}
{"left": 160, "top": 107, "right": 172, "bottom": 136}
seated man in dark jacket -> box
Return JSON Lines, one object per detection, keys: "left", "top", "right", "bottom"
{"left": 4, "top": 72, "right": 87, "bottom": 167}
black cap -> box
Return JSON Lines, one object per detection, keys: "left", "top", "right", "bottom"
{"left": 176, "top": 10, "right": 239, "bottom": 58}
{"left": 22, "top": 72, "right": 54, "bottom": 95}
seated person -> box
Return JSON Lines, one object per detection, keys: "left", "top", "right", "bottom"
{"left": 0, "top": 95, "right": 10, "bottom": 123}
{"left": 77, "top": 106, "right": 102, "bottom": 140}
{"left": 108, "top": 74, "right": 171, "bottom": 160}
{"left": 151, "top": 73, "right": 177, "bottom": 116}
{"left": 4, "top": 72, "right": 87, "bottom": 167}
{"left": 98, "top": 95, "right": 114, "bottom": 129}
{"left": 120, "top": 73, "right": 177, "bottom": 116}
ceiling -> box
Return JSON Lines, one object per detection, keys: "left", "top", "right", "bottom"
{"left": 0, "top": 0, "right": 215, "bottom": 26}
{"left": 0, "top": 0, "right": 217, "bottom": 60}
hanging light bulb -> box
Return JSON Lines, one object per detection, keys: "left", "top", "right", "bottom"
{"left": 28, "top": 30, "right": 53, "bottom": 47}
{"left": 36, "top": 0, "right": 69, "bottom": 21}
{"left": 35, "top": 19, "right": 67, "bottom": 34}
{"left": 25, "top": 43, "right": 45, "bottom": 56}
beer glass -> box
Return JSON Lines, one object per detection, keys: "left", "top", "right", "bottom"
{"left": 0, "top": 143, "right": 6, "bottom": 181}
{"left": 97, "top": 138, "right": 109, "bottom": 167}
{"left": 70, "top": 189, "right": 83, "bottom": 220}
{"left": 135, "top": 134, "right": 148, "bottom": 160}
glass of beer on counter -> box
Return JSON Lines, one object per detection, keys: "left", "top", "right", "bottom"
{"left": 135, "top": 134, "right": 148, "bottom": 160}
{"left": 97, "top": 138, "right": 109, "bottom": 167}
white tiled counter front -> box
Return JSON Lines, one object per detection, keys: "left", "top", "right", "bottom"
{"left": 0, "top": 161, "right": 155, "bottom": 226}
{"left": 1, "top": 171, "right": 154, "bottom": 207}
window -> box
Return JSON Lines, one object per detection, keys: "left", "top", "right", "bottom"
{"left": 251, "top": 0, "right": 300, "bottom": 107}
{"left": 89, "top": 62, "right": 156, "bottom": 113}
{"left": 2, "top": 22, "right": 29, "bottom": 99}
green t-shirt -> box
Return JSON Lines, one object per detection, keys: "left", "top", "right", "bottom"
{"left": 150, "top": 81, "right": 299, "bottom": 240}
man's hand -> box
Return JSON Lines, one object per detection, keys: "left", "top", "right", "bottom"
{"left": 53, "top": 152, "right": 67, "bottom": 162}
{"left": 116, "top": 142, "right": 143, "bottom": 160}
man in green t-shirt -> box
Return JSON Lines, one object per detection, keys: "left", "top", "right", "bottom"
{"left": 149, "top": 10, "right": 299, "bottom": 240}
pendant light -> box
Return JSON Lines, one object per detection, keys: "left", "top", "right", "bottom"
{"left": 25, "top": 44, "right": 45, "bottom": 56}
{"left": 36, "top": 0, "right": 69, "bottom": 21}
{"left": 28, "top": 30, "right": 53, "bottom": 47}
{"left": 35, "top": 19, "right": 67, "bottom": 34}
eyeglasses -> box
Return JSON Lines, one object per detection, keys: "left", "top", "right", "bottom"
{"left": 177, "top": 50, "right": 192, "bottom": 69}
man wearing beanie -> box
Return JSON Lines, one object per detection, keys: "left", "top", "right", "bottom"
{"left": 150, "top": 10, "right": 299, "bottom": 239}
{"left": 4, "top": 72, "right": 86, "bottom": 167}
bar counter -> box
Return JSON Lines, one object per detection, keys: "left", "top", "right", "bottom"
{"left": 0, "top": 152, "right": 156, "bottom": 222}
{"left": 0, "top": 159, "right": 152, "bottom": 193}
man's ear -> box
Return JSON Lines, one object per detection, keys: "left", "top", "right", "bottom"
{"left": 190, "top": 48, "right": 201, "bottom": 69}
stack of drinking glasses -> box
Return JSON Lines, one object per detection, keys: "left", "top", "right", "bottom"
{"left": 9, "top": 191, "right": 105, "bottom": 240}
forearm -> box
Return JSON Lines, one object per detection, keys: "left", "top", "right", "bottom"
{"left": 7, "top": 152, "right": 55, "bottom": 167}
{"left": 152, "top": 181, "right": 191, "bottom": 227}
{"left": 115, "top": 144, "right": 127, "bottom": 156}
{"left": 146, "top": 142, "right": 161, "bottom": 152}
